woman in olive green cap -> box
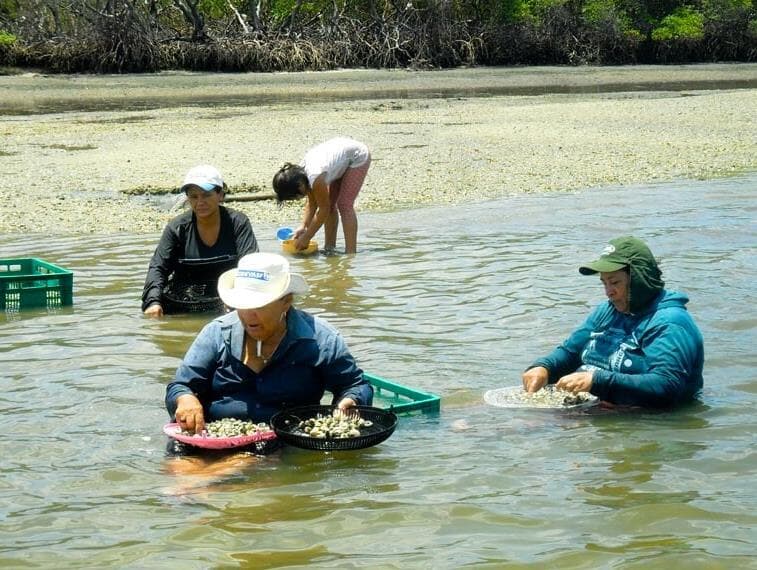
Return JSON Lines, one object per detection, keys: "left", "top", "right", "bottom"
{"left": 522, "top": 236, "right": 704, "bottom": 408}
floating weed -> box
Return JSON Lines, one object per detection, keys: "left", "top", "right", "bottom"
{"left": 42, "top": 144, "right": 98, "bottom": 152}
{"left": 76, "top": 115, "right": 155, "bottom": 125}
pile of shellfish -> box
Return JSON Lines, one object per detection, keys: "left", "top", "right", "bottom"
{"left": 181, "top": 418, "right": 273, "bottom": 438}
{"left": 502, "top": 385, "right": 594, "bottom": 408}
{"left": 296, "top": 413, "right": 373, "bottom": 439}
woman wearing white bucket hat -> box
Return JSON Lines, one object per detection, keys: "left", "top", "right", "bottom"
{"left": 165, "top": 252, "right": 373, "bottom": 439}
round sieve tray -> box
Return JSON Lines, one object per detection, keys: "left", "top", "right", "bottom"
{"left": 484, "top": 385, "right": 599, "bottom": 410}
{"left": 162, "top": 282, "right": 225, "bottom": 314}
{"left": 163, "top": 422, "right": 277, "bottom": 450}
{"left": 270, "top": 405, "right": 398, "bottom": 451}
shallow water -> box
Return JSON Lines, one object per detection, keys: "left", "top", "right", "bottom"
{"left": 3, "top": 64, "right": 757, "bottom": 115}
{"left": 1, "top": 175, "right": 756, "bottom": 568}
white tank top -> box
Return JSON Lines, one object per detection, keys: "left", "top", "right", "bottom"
{"left": 303, "top": 137, "right": 370, "bottom": 186}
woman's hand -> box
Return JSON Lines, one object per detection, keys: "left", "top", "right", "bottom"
{"left": 174, "top": 394, "right": 205, "bottom": 434}
{"left": 144, "top": 303, "right": 163, "bottom": 318}
{"left": 293, "top": 226, "right": 310, "bottom": 250}
{"left": 522, "top": 366, "right": 549, "bottom": 392}
{"left": 556, "top": 371, "right": 594, "bottom": 393}
{"left": 335, "top": 397, "right": 357, "bottom": 412}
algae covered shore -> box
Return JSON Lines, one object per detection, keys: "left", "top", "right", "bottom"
{"left": 1, "top": 64, "right": 755, "bottom": 235}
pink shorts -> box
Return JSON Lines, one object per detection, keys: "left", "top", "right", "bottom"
{"left": 329, "top": 156, "right": 371, "bottom": 215}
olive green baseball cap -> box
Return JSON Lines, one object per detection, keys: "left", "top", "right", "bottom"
{"left": 579, "top": 236, "right": 653, "bottom": 275}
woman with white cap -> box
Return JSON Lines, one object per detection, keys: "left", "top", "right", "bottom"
{"left": 142, "top": 164, "right": 258, "bottom": 317}
{"left": 165, "top": 252, "right": 373, "bottom": 437}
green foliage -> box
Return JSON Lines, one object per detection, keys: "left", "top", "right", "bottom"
{"left": 0, "top": 0, "right": 18, "bottom": 19}
{"left": 624, "top": 27, "right": 645, "bottom": 40}
{"left": 527, "top": 0, "right": 567, "bottom": 19}
{"left": 434, "top": 0, "right": 520, "bottom": 23}
{"left": 0, "top": 31, "right": 16, "bottom": 46}
{"left": 583, "top": 0, "right": 618, "bottom": 24}
{"left": 652, "top": 6, "right": 705, "bottom": 40}
{"left": 700, "top": 0, "right": 754, "bottom": 27}
{"left": 616, "top": 0, "right": 684, "bottom": 35}
{"left": 199, "top": 0, "right": 261, "bottom": 20}
{"left": 582, "top": 0, "right": 643, "bottom": 40}
{"left": 702, "top": 0, "right": 753, "bottom": 17}
{"left": 270, "top": 0, "right": 325, "bottom": 22}
{"left": 498, "top": 0, "right": 532, "bottom": 23}
{"left": 199, "top": 0, "right": 231, "bottom": 19}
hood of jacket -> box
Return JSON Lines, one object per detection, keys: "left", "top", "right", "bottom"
{"left": 636, "top": 289, "right": 689, "bottom": 317}
{"left": 626, "top": 247, "right": 665, "bottom": 314}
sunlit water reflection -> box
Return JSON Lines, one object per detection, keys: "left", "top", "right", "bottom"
{"left": 1, "top": 175, "right": 755, "bottom": 567}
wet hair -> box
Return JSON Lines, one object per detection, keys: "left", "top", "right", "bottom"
{"left": 272, "top": 163, "right": 309, "bottom": 204}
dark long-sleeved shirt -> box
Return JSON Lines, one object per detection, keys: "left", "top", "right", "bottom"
{"left": 141, "top": 206, "right": 258, "bottom": 311}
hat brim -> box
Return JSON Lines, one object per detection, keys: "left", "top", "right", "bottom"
{"left": 579, "top": 260, "right": 628, "bottom": 275}
{"left": 182, "top": 182, "right": 217, "bottom": 193}
{"left": 217, "top": 268, "right": 309, "bottom": 309}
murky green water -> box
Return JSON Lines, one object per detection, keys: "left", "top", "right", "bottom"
{"left": 1, "top": 175, "right": 755, "bottom": 568}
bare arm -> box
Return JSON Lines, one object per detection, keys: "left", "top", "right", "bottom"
{"left": 296, "top": 174, "right": 330, "bottom": 248}
{"left": 297, "top": 191, "right": 317, "bottom": 237}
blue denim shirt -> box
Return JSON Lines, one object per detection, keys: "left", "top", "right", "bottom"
{"left": 165, "top": 308, "right": 373, "bottom": 422}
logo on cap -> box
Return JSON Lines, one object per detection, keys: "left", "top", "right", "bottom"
{"left": 601, "top": 244, "right": 616, "bottom": 257}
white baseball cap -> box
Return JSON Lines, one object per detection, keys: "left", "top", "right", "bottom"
{"left": 181, "top": 164, "right": 224, "bottom": 193}
{"left": 218, "top": 253, "right": 309, "bottom": 309}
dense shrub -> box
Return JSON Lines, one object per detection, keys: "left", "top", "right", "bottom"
{"left": 0, "top": 30, "right": 15, "bottom": 46}
{"left": 0, "top": 0, "right": 754, "bottom": 72}
{"left": 652, "top": 7, "right": 705, "bottom": 40}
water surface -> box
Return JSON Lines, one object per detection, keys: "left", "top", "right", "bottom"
{"left": 3, "top": 64, "right": 756, "bottom": 115}
{"left": 1, "top": 175, "right": 755, "bottom": 568}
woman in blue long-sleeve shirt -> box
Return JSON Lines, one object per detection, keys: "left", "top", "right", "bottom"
{"left": 522, "top": 236, "right": 704, "bottom": 408}
{"left": 166, "top": 252, "right": 373, "bottom": 435}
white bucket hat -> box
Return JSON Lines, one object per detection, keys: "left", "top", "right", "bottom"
{"left": 217, "top": 253, "right": 309, "bottom": 309}
{"left": 181, "top": 164, "right": 224, "bottom": 193}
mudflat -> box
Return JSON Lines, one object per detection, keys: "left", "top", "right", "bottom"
{"left": 1, "top": 63, "right": 755, "bottom": 235}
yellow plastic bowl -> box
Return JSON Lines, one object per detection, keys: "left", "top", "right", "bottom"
{"left": 282, "top": 238, "right": 318, "bottom": 256}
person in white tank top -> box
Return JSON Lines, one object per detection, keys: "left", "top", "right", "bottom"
{"left": 272, "top": 137, "right": 371, "bottom": 254}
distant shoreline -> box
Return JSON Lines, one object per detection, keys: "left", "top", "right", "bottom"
{"left": 1, "top": 64, "right": 755, "bottom": 235}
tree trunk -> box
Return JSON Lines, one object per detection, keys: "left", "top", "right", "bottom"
{"left": 173, "top": 0, "right": 206, "bottom": 41}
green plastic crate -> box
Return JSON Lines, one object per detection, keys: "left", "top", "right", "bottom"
{"left": 0, "top": 258, "right": 73, "bottom": 311}
{"left": 365, "top": 372, "right": 441, "bottom": 414}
